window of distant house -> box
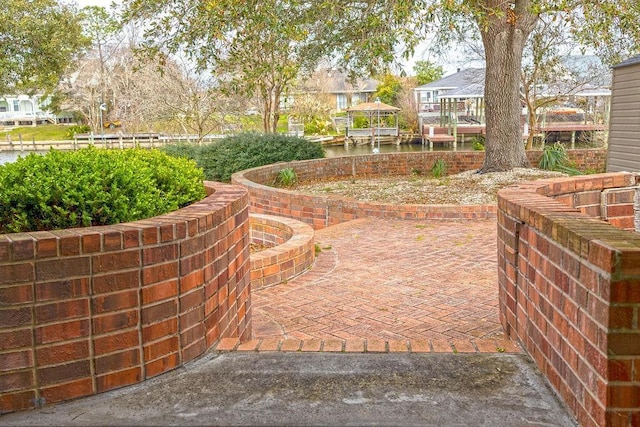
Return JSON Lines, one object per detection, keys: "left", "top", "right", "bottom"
{"left": 352, "top": 94, "right": 361, "bottom": 105}
{"left": 0, "top": 105, "right": 6, "bottom": 112}
{"left": 13, "top": 100, "right": 19, "bottom": 112}
{"left": 420, "top": 92, "right": 431, "bottom": 103}
{"left": 337, "top": 94, "right": 347, "bottom": 110}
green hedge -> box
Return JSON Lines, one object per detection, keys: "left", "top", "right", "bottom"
{"left": 0, "top": 148, "right": 206, "bottom": 233}
{"left": 162, "top": 132, "right": 325, "bottom": 182}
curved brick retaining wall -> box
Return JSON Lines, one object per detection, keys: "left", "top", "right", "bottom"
{"left": 0, "top": 182, "right": 251, "bottom": 413}
{"left": 232, "top": 150, "right": 606, "bottom": 229}
{"left": 497, "top": 172, "right": 640, "bottom": 426}
{"left": 249, "top": 214, "right": 315, "bottom": 290}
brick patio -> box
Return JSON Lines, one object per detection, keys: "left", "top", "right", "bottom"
{"left": 242, "top": 218, "right": 514, "bottom": 354}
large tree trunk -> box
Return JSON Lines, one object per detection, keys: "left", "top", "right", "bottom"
{"left": 479, "top": 1, "right": 538, "bottom": 172}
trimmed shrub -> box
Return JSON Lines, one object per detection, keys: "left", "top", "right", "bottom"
{"left": 0, "top": 147, "right": 206, "bottom": 233}
{"left": 162, "top": 132, "right": 325, "bottom": 182}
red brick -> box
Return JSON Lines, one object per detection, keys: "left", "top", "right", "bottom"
{"left": 56, "top": 230, "right": 81, "bottom": 256}
{"left": 0, "top": 350, "right": 33, "bottom": 372}
{"left": 215, "top": 337, "right": 239, "bottom": 351}
{"left": 36, "top": 341, "right": 89, "bottom": 366}
{"left": 142, "top": 262, "right": 179, "bottom": 286}
{"left": 93, "top": 330, "right": 140, "bottom": 355}
{"left": 179, "top": 307, "right": 204, "bottom": 332}
{"left": 237, "top": 339, "right": 260, "bottom": 351}
{"left": 141, "top": 299, "right": 177, "bottom": 325}
{"left": 280, "top": 339, "right": 301, "bottom": 352}
{"left": 366, "top": 339, "right": 386, "bottom": 353}
{"left": 35, "top": 319, "right": 90, "bottom": 345}
{"left": 0, "top": 262, "right": 34, "bottom": 285}
{"left": 180, "top": 270, "right": 204, "bottom": 293}
{"left": 38, "top": 360, "right": 91, "bottom": 386}
{"left": 92, "top": 289, "right": 138, "bottom": 314}
{"left": 142, "top": 318, "right": 178, "bottom": 343}
{"left": 608, "top": 333, "right": 640, "bottom": 356}
{"left": 182, "top": 338, "right": 206, "bottom": 363}
{"left": 36, "top": 299, "right": 89, "bottom": 323}
{"left": 0, "top": 329, "right": 32, "bottom": 351}
{"left": 144, "top": 336, "right": 179, "bottom": 361}
{"left": 431, "top": 340, "right": 453, "bottom": 352}
{"left": 8, "top": 235, "right": 35, "bottom": 261}
{"left": 0, "top": 370, "right": 33, "bottom": 392}
{"left": 181, "top": 235, "right": 205, "bottom": 257}
{"left": 608, "top": 359, "right": 633, "bottom": 382}
{"left": 35, "top": 257, "right": 90, "bottom": 281}
{"left": 93, "top": 271, "right": 140, "bottom": 294}
{"left": 180, "top": 289, "right": 204, "bottom": 313}
{"left": 180, "top": 322, "right": 205, "bottom": 347}
{"left": 102, "top": 231, "right": 123, "bottom": 251}
{"left": 0, "top": 390, "right": 36, "bottom": 413}
{"left": 388, "top": 340, "right": 409, "bottom": 352}
{"left": 95, "top": 348, "right": 141, "bottom": 375}
{"left": 40, "top": 377, "right": 93, "bottom": 404}
{"left": 142, "top": 280, "right": 178, "bottom": 304}
{"left": 145, "top": 352, "right": 179, "bottom": 378}
{"left": 620, "top": 249, "right": 640, "bottom": 276}
{"left": 257, "top": 338, "right": 281, "bottom": 351}
{"left": 143, "top": 244, "right": 178, "bottom": 266}
{"left": 0, "top": 307, "right": 32, "bottom": 328}
{"left": 0, "top": 283, "right": 33, "bottom": 304}
{"left": 608, "top": 385, "right": 640, "bottom": 409}
{"left": 410, "top": 340, "right": 431, "bottom": 353}
{"left": 80, "top": 232, "right": 102, "bottom": 253}
{"left": 93, "top": 310, "right": 139, "bottom": 334}
{"left": 92, "top": 250, "right": 141, "bottom": 273}
{"left": 36, "top": 278, "right": 89, "bottom": 301}
{"left": 35, "top": 235, "right": 58, "bottom": 258}
{"left": 96, "top": 367, "right": 142, "bottom": 393}
{"left": 452, "top": 340, "right": 477, "bottom": 353}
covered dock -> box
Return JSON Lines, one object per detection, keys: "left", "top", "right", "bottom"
{"left": 345, "top": 100, "right": 400, "bottom": 146}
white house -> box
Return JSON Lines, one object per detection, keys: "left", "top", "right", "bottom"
{"left": 0, "top": 94, "right": 73, "bottom": 126}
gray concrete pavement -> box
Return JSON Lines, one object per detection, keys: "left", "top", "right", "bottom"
{"left": 0, "top": 352, "right": 577, "bottom": 426}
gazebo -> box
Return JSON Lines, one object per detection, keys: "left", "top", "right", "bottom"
{"left": 344, "top": 100, "right": 401, "bottom": 146}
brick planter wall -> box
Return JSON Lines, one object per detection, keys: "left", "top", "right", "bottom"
{"left": 0, "top": 182, "right": 251, "bottom": 414}
{"left": 497, "top": 172, "right": 640, "bottom": 426}
{"left": 232, "top": 149, "right": 606, "bottom": 229}
{"left": 249, "top": 214, "right": 315, "bottom": 290}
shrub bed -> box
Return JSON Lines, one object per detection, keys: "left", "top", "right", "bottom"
{"left": 162, "top": 132, "right": 325, "bottom": 182}
{"left": 0, "top": 148, "right": 206, "bottom": 233}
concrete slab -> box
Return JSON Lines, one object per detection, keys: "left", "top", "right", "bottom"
{"left": 0, "top": 352, "right": 577, "bottom": 426}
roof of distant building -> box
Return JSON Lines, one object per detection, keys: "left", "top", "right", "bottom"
{"left": 414, "top": 68, "right": 485, "bottom": 91}
{"left": 614, "top": 55, "right": 640, "bottom": 69}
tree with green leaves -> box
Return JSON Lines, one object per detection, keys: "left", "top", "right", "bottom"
{"left": 0, "top": 0, "right": 89, "bottom": 96}
{"left": 123, "top": 0, "right": 326, "bottom": 133}
{"left": 413, "top": 60, "right": 444, "bottom": 86}
{"left": 122, "top": 0, "right": 639, "bottom": 170}
{"left": 374, "top": 74, "right": 403, "bottom": 105}
{"left": 424, "top": 0, "right": 639, "bottom": 171}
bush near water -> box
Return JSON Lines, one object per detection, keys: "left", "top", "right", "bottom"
{"left": 161, "top": 132, "right": 325, "bottom": 182}
{"left": 0, "top": 147, "right": 206, "bottom": 233}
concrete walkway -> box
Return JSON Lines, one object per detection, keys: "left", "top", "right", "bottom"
{"left": 0, "top": 352, "right": 576, "bottom": 426}
{"left": 0, "top": 218, "right": 577, "bottom": 426}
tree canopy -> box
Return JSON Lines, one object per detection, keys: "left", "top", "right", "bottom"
{"left": 0, "top": 0, "right": 89, "bottom": 96}
{"left": 414, "top": 60, "right": 444, "bottom": 86}
{"left": 121, "top": 0, "right": 640, "bottom": 169}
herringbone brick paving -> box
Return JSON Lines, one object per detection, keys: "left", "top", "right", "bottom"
{"left": 248, "top": 218, "right": 511, "bottom": 353}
